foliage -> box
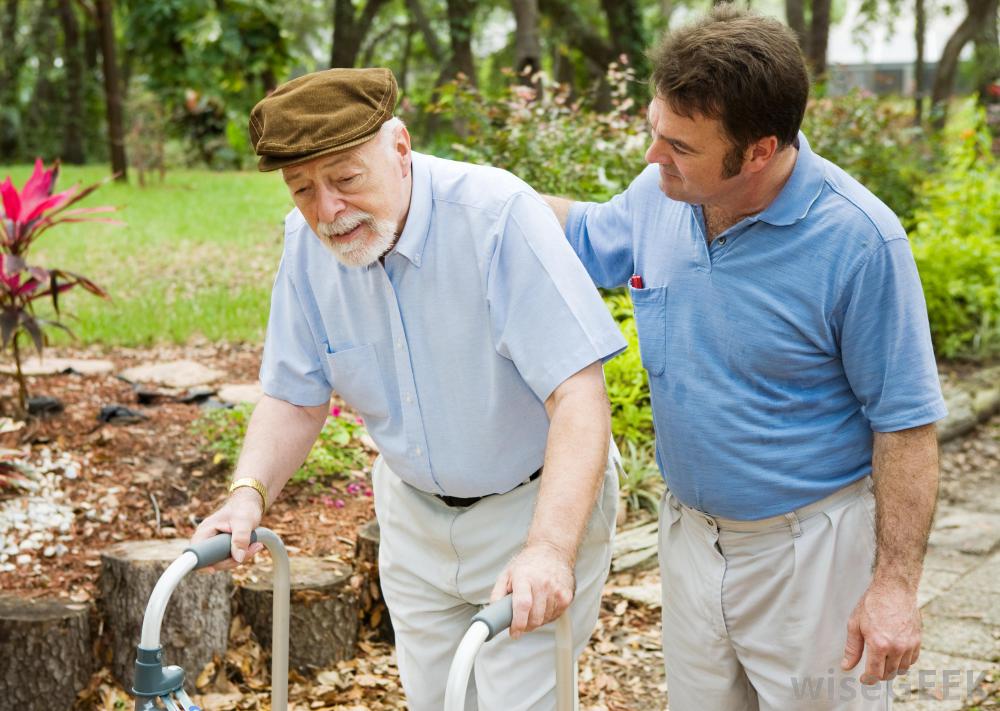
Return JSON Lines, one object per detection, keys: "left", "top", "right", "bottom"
{"left": 0, "top": 160, "right": 115, "bottom": 412}
{"left": 603, "top": 291, "right": 654, "bottom": 447}
{"left": 195, "top": 403, "right": 370, "bottom": 484}
{"left": 433, "top": 64, "right": 648, "bottom": 201}
{"left": 803, "top": 91, "right": 937, "bottom": 226}
{"left": 617, "top": 439, "right": 663, "bottom": 514}
{"left": 910, "top": 114, "right": 1000, "bottom": 359}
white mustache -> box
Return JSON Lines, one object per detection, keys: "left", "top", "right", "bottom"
{"left": 318, "top": 212, "right": 375, "bottom": 238}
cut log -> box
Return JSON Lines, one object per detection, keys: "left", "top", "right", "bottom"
{"left": 612, "top": 520, "right": 658, "bottom": 573}
{"left": 236, "top": 557, "right": 359, "bottom": 672}
{"left": 355, "top": 518, "right": 394, "bottom": 642}
{"left": 99, "top": 539, "right": 231, "bottom": 690}
{"left": 939, "top": 366, "right": 1000, "bottom": 442}
{"left": 0, "top": 595, "right": 92, "bottom": 711}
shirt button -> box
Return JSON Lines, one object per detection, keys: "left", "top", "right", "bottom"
{"left": 415, "top": 446, "right": 423, "bottom": 456}
{"left": 718, "top": 236, "right": 727, "bottom": 246}
{"left": 395, "top": 339, "right": 403, "bottom": 350}
{"left": 404, "top": 393, "right": 413, "bottom": 403}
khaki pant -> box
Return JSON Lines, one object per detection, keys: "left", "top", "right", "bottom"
{"left": 373, "top": 451, "right": 618, "bottom": 711}
{"left": 659, "top": 477, "right": 893, "bottom": 710}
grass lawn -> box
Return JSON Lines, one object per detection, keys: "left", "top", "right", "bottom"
{"left": 1, "top": 164, "right": 295, "bottom": 345}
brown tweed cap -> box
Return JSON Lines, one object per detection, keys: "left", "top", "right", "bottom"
{"left": 249, "top": 67, "right": 398, "bottom": 172}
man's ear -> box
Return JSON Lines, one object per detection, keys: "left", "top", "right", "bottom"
{"left": 396, "top": 124, "right": 412, "bottom": 178}
{"left": 744, "top": 136, "right": 780, "bottom": 174}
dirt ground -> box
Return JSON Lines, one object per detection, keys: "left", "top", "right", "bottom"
{"left": 0, "top": 345, "right": 996, "bottom": 710}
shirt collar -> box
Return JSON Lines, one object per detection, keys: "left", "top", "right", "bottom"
{"left": 756, "top": 132, "right": 826, "bottom": 227}
{"left": 390, "top": 151, "right": 432, "bottom": 267}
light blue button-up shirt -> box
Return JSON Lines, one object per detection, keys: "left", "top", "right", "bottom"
{"left": 260, "top": 151, "right": 626, "bottom": 497}
{"left": 566, "top": 134, "right": 947, "bottom": 519}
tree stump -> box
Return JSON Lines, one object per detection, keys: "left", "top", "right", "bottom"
{"left": 99, "top": 539, "right": 231, "bottom": 690}
{"left": 0, "top": 595, "right": 92, "bottom": 711}
{"left": 236, "top": 557, "right": 359, "bottom": 672}
{"left": 355, "top": 518, "right": 394, "bottom": 643}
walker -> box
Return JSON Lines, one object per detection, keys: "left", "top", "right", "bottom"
{"left": 131, "top": 529, "right": 577, "bottom": 710}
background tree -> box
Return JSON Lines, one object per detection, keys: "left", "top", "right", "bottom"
{"left": 930, "top": 0, "right": 1000, "bottom": 126}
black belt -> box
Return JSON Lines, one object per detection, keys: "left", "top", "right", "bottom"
{"left": 435, "top": 467, "right": 542, "bottom": 508}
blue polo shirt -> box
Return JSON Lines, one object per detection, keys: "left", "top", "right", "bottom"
{"left": 260, "top": 151, "right": 626, "bottom": 497}
{"left": 566, "top": 134, "right": 946, "bottom": 519}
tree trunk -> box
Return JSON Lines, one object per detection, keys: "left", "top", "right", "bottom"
{"left": 95, "top": 0, "right": 127, "bottom": 180}
{"left": 786, "top": 0, "right": 807, "bottom": 55}
{"left": 58, "top": 0, "right": 86, "bottom": 163}
{"left": 236, "top": 557, "right": 360, "bottom": 671}
{"left": 443, "top": 0, "right": 476, "bottom": 84}
{"left": 915, "top": 0, "right": 927, "bottom": 122}
{"left": 405, "top": 0, "right": 443, "bottom": 63}
{"left": 600, "top": 0, "right": 648, "bottom": 89}
{"left": 0, "top": 595, "right": 92, "bottom": 711}
{"left": 330, "top": 0, "right": 391, "bottom": 68}
{"left": 972, "top": 0, "right": 999, "bottom": 111}
{"left": 539, "top": 0, "right": 615, "bottom": 76}
{"left": 807, "top": 0, "right": 831, "bottom": 78}
{"left": 355, "top": 518, "right": 394, "bottom": 642}
{"left": 930, "top": 0, "right": 997, "bottom": 127}
{"left": 511, "top": 0, "right": 541, "bottom": 81}
{"left": 99, "top": 539, "right": 231, "bottom": 691}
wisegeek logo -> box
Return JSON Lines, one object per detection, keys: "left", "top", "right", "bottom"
{"left": 790, "top": 669, "right": 989, "bottom": 702}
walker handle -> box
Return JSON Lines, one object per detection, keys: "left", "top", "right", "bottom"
{"left": 471, "top": 595, "right": 514, "bottom": 642}
{"left": 184, "top": 531, "right": 258, "bottom": 569}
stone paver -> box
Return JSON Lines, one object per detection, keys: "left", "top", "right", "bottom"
{"left": 0, "top": 356, "right": 115, "bottom": 376}
{"left": 928, "top": 506, "right": 1000, "bottom": 556}
{"left": 217, "top": 383, "right": 263, "bottom": 406}
{"left": 918, "top": 568, "right": 963, "bottom": 608}
{"left": 920, "top": 613, "right": 999, "bottom": 661}
{"left": 119, "top": 360, "right": 226, "bottom": 389}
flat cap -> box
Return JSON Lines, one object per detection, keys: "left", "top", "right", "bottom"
{"left": 249, "top": 68, "right": 398, "bottom": 172}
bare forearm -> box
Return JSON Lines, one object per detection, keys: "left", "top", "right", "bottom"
{"left": 871, "top": 423, "right": 939, "bottom": 592}
{"left": 542, "top": 194, "right": 576, "bottom": 230}
{"left": 527, "top": 362, "right": 610, "bottom": 566}
{"left": 233, "top": 394, "right": 328, "bottom": 506}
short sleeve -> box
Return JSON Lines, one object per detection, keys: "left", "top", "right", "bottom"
{"left": 488, "top": 192, "right": 627, "bottom": 402}
{"left": 259, "top": 248, "right": 333, "bottom": 407}
{"left": 564, "top": 168, "right": 656, "bottom": 288}
{"left": 839, "top": 238, "right": 947, "bottom": 432}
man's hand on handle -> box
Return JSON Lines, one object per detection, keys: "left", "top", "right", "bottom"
{"left": 489, "top": 541, "right": 576, "bottom": 640}
{"left": 190, "top": 488, "right": 266, "bottom": 570}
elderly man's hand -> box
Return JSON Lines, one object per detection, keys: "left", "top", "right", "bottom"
{"left": 190, "top": 489, "right": 266, "bottom": 571}
{"left": 489, "top": 542, "right": 576, "bottom": 639}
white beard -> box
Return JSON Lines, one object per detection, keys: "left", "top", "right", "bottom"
{"left": 317, "top": 211, "right": 398, "bottom": 268}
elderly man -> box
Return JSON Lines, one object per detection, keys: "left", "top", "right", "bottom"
{"left": 192, "top": 68, "right": 625, "bottom": 710}
{"left": 544, "top": 7, "right": 946, "bottom": 710}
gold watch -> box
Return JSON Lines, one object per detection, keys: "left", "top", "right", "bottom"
{"left": 229, "top": 477, "right": 268, "bottom": 513}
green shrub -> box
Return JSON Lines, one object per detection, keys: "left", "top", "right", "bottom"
{"left": 617, "top": 439, "right": 663, "bottom": 515}
{"left": 910, "top": 115, "right": 1000, "bottom": 359}
{"left": 603, "top": 291, "right": 654, "bottom": 447}
{"left": 804, "top": 91, "right": 935, "bottom": 226}
{"left": 194, "top": 403, "right": 370, "bottom": 484}
{"left": 433, "top": 66, "right": 648, "bottom": 201}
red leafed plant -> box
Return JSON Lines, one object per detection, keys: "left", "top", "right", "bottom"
{"left": 0, "top": 159, "right": 118, "bottom": 415}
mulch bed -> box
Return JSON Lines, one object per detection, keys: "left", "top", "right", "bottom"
{"left": 1, "top": 344, "right": 995, "bottom": 710}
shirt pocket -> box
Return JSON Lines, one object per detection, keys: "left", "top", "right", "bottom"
{"left": 629, "top": 284, "right": 668, "bottom": 377}
{"left": 325, "top": 343, "right": 391, "bottom": 420}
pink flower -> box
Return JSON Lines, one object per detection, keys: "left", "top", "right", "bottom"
{"left": 320, "top": 495, "right": 335, "bottom": 507}
{"left": 346, "top": 482, "right": 362, "bottom": 495}
{"left": 356, "top": 417, "right": 364, "bottom": 425}
{"left": 334, "top": 499, "right": 346, "bottom": 508}
{"left": 364, "top": 488, "right": 373, "bottom": 498}
{"left": 330, "top": 406, "right": 342, "bottom": 418}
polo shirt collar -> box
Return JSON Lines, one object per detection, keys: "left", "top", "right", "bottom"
{"left": 391, "top": 151, "right": 432, "bottom": 267}
{"left": 756, "top": 132, "right": 826, "bottom": 227}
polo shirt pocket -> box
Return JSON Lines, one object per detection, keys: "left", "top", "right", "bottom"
{"left": 630, "top": 284, "right": 668, "bottom": 377}
{"left": 325, "top": 343, "right": 391, "bottom": 420}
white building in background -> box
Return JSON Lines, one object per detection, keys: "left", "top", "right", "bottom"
{"left": 825, "top": 0, "right": 976, "bottom": 95}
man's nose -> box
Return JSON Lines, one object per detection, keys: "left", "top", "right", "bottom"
{"left": 316, "top": 185, "right": 346, "bottom": 223}
{"left": 645, "top": 141, "right": 670, "bottom": 166}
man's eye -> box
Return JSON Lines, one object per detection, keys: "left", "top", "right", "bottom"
{"left": 340, "top": 175, "right": 360, "bottom": 184}
{"left": 294, "top": 186, "right": 311, "bottom": 195}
